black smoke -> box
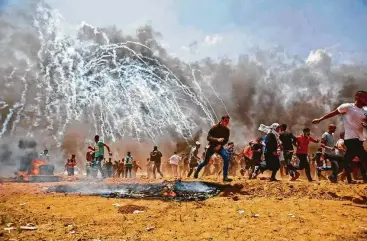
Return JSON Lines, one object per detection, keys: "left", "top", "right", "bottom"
{"left": 0, "top": 0, "right": 366, "bottom": 175}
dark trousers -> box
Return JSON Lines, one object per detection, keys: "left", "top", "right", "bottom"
{"left": 344, "top": 138, "right": 367, "bottom": 182}
{"left": 125, "top": 167, "right": 132, "bottom": 178}
{"left": 254, "top": 153, "right": 279, "bottom": 180}
{"left": 153, "top": 162, "right": 164, "bottom": 178}
{"left": 284, "top": 150, "right": 295, "bottom": 176}
{"left": 324, "top": 153, "right": 344, "bottom": 179}
{"left": 195, "top": 145, "right": 230, "bottom": 178}
{"left": 187, "top": 163, "right": 198, "bottom": 177}
{"left": 67, "top": 168, "right": 74, "bottom": 176}
{"left": 296, "top": 154, "right": 312, "bottom": 181}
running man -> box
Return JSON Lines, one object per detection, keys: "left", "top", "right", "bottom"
{"left": 88, "top": 135, "right": 112, "bottom": 178}
{"left": 295, "top": 128, "right": 319, "bottom": 181}
{"left": 312, "top": 90, "right": 367, "bottom": 183}
{"left": 194, "top": 115, "right": 232, "bottom": 182}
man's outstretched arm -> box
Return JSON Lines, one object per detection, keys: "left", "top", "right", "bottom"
{"left": 103, "top": 143, "right": 112, "bottom": 154}
{"left": 312, "top": 109, "right": 340, "bottom": 124}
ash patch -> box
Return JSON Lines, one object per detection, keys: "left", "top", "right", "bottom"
{"left": 46, "top": 181, "right": 221, "bottom": 201}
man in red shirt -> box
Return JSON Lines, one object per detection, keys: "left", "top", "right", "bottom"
{"left": 295, "top": 127, "right": 320, "bottom": 181}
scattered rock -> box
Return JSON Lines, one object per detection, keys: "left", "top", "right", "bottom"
{"left": 252, "top": 214, "right": 260, "bottom": 218}
{"left": 238, "top": 210, "right": 245, "bottom": 215}
{"left": 146, "top": 226, "right": 155, "bottom": 231}
{"left": 276, "top": 197, "right": 283, "bottom": 200}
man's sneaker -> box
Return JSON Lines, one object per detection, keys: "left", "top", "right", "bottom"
{"left": 193, "top": 171, "right": 199, "bottom": 179}
{"left": 240, "top": 169, "right": 245, "bottom": 176}
{"left": 328, "top": 175, "right": 337, "bottom": 183}
{"left": 223, "top": 177, "right": 233, "bottom": 182}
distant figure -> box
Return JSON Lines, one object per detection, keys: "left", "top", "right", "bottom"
{"left": 132, "top": 159, "right": 142, "bottom": 178}
{"left": 105, "top": 158, "right": 113, "bottom": 177}
{"left": 40, "top": 149, "right": 50, "bottom": 162}
{"left": 169, "top": 152, "right": 181, "bottom": 178}
{"left": 88, "top": 135, "right": 112, "bottom": 178}
{"left": 125, "top": 152, "right": 133, "bottom": 178}
{"left": 65, "top": 154, "right": 77, "bottom": 176}
{"left": 150, "top": 146, "right": 164, "bottom": 179}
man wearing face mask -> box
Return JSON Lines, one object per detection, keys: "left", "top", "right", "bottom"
{"left": 194, "top": 115, "right": 232, "bottom": 182}
{"left": 295, "top": 128, "right": 320, "bottom": 182}
{"left": 312, "top": 90, "right": 367, "bottom": 183}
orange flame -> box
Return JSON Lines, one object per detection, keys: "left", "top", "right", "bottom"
{"left": 29, "top": 160, "right": 46, "bottom": 175}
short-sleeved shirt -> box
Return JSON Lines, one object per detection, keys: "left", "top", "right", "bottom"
{"left": 169, "top": 154, "right": 181, "bottom": 165}
{"left": 125, "top": 155, "right": 133, "bottom": 168}
{"left": 321, "top": 132, "right": 335, "bottom": 155}
{"left": 94, "top": 141, "right": 104, "bottom": 157}
{"left": 296, "top": 135, "right": 318, "bottom": 154}
{"left": 279, "top": 132, "right": 296, "bottom": 151}
{"left": 337, "top": 103, "right": 367, "bottom": 141}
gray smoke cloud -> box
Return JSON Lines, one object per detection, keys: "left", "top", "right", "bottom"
{"left": 1, "top": 1, "right": 366, "bottom": 175}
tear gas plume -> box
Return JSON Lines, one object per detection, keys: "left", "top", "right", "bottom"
{"left": 1, "top": 1, "right": 367, "bottom": 174}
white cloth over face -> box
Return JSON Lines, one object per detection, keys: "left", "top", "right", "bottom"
{"left": 258, "top": 123, "right": 282, "bottom": 147}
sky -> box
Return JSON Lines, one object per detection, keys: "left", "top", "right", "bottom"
{"left": 2, "top": 0, "right": 367, "bottom": 62}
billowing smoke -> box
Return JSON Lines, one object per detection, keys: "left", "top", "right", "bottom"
{"left": 1, "top": 1, "right": 366, "bottom": 175}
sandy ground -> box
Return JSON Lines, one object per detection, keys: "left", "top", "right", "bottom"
{"left": 1, "top": 176, "right": 367, "bottom": 241}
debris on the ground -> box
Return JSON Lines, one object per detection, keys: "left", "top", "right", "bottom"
{"left": 133, "top": 210, "right": 144, "bottom": 214}
{"left": 4, "top": 227, "right": 15, "bottom": 233}
{"left": 19, "top": 202, "right": 27, "bottom": 206}
{"left": 6, "top": 223, "right": 14, "bottom": 227}
{"left": 252, "top": 214, "right": 260, "bottom": 218}
{"left": 118, "top": 204, "right": 148, "bottom": 214}
{"left": 237, "top": 210, "right": 245, "bottom": 215}
{"left": 146, "top": 226, "right": 155, "bottom": 231}
{"left": 288, "top": 214, "right": 296, "bottom": 218}
{"left": 20, "top": 223, "right": 37, "bottom": 230}
{"left": 112, "top": 203, "right": 121, "bottom": 207}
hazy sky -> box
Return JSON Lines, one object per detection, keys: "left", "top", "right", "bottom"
{"left": 2, "top": 0, "right": 367, "bottom": 62}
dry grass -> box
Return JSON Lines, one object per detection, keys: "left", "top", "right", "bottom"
{"left": 0, "top": 178, "right": 366, "bottom": 241}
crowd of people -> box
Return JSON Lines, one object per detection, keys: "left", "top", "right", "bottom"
{"left": 66, "top": 91, "right": 367, "bottom": 184}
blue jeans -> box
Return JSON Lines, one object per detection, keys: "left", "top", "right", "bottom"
{"left": 195, "top": 145, "right": 230, "bottom": 178}
{"left": 324, "top": 153, "right": 343, "bottom": 179}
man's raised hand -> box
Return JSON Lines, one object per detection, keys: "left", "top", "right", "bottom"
{"left": 312, "top": 118, "right": 321, "bottom": 124}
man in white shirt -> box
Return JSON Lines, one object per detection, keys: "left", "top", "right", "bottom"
{"left": 169, "top": 152, "right": 181, "bottom": 178}
{"left": 312, "top": 90, "right": 367, "bottom": 183}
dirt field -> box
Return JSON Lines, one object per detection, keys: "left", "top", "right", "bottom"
{"left": 1, "top": 177, "right": 367, "bottom": 241}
